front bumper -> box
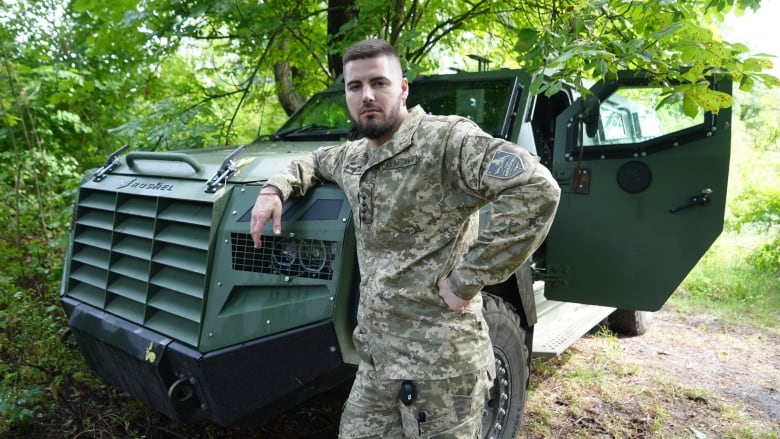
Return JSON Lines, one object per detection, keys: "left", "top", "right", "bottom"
{"left": 61, "top": 296, "right": 354, "bottom": 427}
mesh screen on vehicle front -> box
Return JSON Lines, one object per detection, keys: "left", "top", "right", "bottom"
{"left": 231, "top": 233, "right": 336, "bottom": 280}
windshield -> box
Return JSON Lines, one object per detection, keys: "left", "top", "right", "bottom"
{"left": 407, "top": 78, "right": 518, "bottom": 137}
{"left": 273, "top": 92, "right": 351, "bottom": 140}
{"left": 274, "top": 76, "right": 519, "bottom": 140}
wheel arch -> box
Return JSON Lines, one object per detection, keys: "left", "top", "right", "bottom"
{"left": 482, "top": 262, "right": 537, "bottom": 330}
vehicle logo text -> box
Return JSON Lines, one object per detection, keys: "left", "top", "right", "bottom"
{"left": 117, "top": 178, "right": 175, "bottom": 191}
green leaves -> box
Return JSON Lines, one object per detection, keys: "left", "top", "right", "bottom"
{"left": 513, "top": 0, "right": 777, "bottom": 114}
{"left": 53, "top": 110, "right": 92, "bottom": 134}
{"left": 650, "top": 21, "right": 684, "bottom": 40}
{"left": 515, "top": 28, "right": 540, "bottom": 53}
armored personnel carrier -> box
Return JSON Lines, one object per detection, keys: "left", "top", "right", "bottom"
{"left": 60, "top": 67, "right": 731, "bottom": 437}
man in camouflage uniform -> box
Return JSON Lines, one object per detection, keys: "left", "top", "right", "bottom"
{"left": 250, "top": 39, "right": 560, "bottom": 438}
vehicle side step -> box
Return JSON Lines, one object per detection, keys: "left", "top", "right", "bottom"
{"left": 531, "top": 295, "right": 614, "bottom": 357}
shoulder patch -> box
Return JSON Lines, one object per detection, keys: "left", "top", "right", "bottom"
{"left": 486, "top": 150, "right": 525, "bottom": 179}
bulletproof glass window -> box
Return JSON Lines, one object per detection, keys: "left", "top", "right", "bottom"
{"left": 275, "top": 92, "right": 352, "bottom": 138}
{"left": 408, "top": 78, "right": 517, "bottom": 137}
{"left": 583, "top": 86, "right": 704, "bottom": 147}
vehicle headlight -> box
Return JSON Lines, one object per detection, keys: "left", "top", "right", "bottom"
{"left": 298, "top": 239, "right": 327, "bottom": 272}
{"left": 272, "top": 238, "right": 298, "bottom": 268}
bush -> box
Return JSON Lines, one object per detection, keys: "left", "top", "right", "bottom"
{"left": 0, "top": 148, "right": 85, "bottom": 433}
{"left": 746, "top": 236, "right": 780, "bottom": 274}
{"left": 731, "top": 186, "right": 780, "bottom": 274}
{"left": 0, "top": 289, "right": 89, "bottom": 434}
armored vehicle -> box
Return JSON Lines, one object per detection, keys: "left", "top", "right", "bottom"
{"left": 59, "top": 67, "right": 732, "bottom": 438}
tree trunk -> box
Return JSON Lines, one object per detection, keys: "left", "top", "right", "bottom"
{"left": 328, "top": 0, "right": 356, "bottom": 78}
{"left": 273, "top": 56, "right": 305, "bottom": 116}
{"left": 273, "top": 0, "right": 356, "bottom": 115}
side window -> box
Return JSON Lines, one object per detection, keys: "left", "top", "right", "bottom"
{"left": 584, "top": 87, "right": 704, "bottom": 147}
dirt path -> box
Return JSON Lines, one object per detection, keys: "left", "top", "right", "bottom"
{"left": 622, "top": 308, "right": 780, "bottom": 424}
{"left": 519, "top": 305, "right": 780, "bottom": 438}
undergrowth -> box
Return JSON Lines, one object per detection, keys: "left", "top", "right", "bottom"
{"left": 676, "top": 231, "right": 780, "bottom": 332}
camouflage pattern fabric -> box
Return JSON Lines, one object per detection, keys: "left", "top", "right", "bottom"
{"left": 265, "top": 105, "right": 560, "bottom": 380}
{"left": 339, "top": 361, "right": 491, "bottom": 438}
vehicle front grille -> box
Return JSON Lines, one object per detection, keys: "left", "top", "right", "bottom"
{"left": 64, "top": 188, "right": 212, "bottom": 347}
{"left": 231, "top": 233, "right": 336, "bottom": 280}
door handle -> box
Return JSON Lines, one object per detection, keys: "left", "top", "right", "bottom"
{"left": 669, "top": 188, "right": 712, "bottom": 213}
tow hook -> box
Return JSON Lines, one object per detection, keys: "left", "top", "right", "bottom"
{"left": 168, "top": 377, "right": 196, "bottom": 403}
{"left": 60, "top": 328, "right": 72, "bottom": 342}
{"left": 60, "top": 328, "right": 78, "bottom": 348}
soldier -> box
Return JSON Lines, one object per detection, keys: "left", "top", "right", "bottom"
{"left": 250, "top": 39, "right": 560, "bottom": 438}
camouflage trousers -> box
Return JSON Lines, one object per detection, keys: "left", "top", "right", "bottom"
{"left": 338, "top": 361, "right": 492, "bottom": 439}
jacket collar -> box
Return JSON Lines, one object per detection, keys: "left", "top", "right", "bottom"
{"left": 364, "top": 105, "right": 425, "bottom": 168}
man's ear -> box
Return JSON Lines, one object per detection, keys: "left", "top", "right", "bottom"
{"left": 401, "top": 77, "right": 409, "bottom": 100}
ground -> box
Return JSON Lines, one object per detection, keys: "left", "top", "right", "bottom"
{"left": 8, "top": 305, "right": 779, "bottom": 438}
{"left": 519, "top": 305, "right": 780, "bottom": 438}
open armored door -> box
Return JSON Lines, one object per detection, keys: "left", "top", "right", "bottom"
{"left": 543, "top": 74, "right": 732, "bottom": 311}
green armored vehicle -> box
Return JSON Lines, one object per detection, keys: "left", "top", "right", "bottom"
{"left": 59, "top": 68, "right": 732, "bottom": 437}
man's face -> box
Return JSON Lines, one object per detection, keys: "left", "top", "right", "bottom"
{"left": 344, "top": 55, "right": 409, "bottom": 143}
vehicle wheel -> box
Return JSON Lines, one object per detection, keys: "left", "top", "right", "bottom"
{"left": 609, "top": 309, "right": 653, "bottom": 336}
{"left": 481, "top": 293, "right": 528, "bottom": 439}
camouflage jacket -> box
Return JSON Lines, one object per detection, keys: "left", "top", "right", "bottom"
{"left": 266, "top": 106, "right": 560, "bottom": 380}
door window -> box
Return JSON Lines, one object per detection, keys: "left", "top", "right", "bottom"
{"left": 583, "top": 87, "right": 705, "bottom": 147}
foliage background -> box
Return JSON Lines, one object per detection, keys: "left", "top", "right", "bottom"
{"left": 0, "top": 0, "right": 778, "bottom": 434}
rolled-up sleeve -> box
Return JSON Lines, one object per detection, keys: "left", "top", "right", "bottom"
{"left": 264, "top": 145, "right": 342, "bottom": 200}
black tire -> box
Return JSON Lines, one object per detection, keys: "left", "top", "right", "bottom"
{"left": 481, "top": 293, "right": 528, "bottom": 439}
{"left": 608, "top": 309, "right": 653, "bottom": 336}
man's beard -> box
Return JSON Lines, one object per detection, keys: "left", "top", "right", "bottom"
{"left": 356, "top": 118, "right": 394, "bottom": 139}
{"left": 353, "top": 99, "right": 402, "bottom": 139}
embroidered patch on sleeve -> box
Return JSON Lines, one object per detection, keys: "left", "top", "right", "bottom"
{"left": 486, "top": 150, "right": 525, "bottom": 179}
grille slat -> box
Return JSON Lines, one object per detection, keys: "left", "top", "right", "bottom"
{"left": 74, "top": 228, "right": 112, "bottom": 249}
{"left": 113, "top": 235, "right": 152, "bottom": 259}
{"left": 70, "top": 264, "right": 108, "bottom": 288}
{"left": 105, "top": 296, "right": 145, "bottom": 323}
{"left": 150, "top": 266, "right": 204, "bottom": 299}
{"left": 78, "top": 191, "right": 115, "bottom": 210}
{"left": 77, "top": 210, "right": 114, "bottom": 230}
{"left": 156, "top": 222, "right": 210, "bottom": 250}
{"left": 68, "top": 282, "right": 105, "bottom": 307}
{"left": 146, "top": 311, "right": 198, "bottom": 346}
{"left": 72, "top": 246, "right": 110, "bottom": 269}
{"left": 110, "top": 255, "right": 150, "bottom": 281}
{"left": 108, "top": 276, "right": 148, "bottom": 303}
{"left": 64, "top": 188, "right": 212, "bottom": 349}
{"left": 153, "top": 245, "right": 207, "bottom": 275}
{"left": 158, "top": 202, "right": 212, "bottom": 226}
{"left": 117, "top": 197, "right": 156, "bottom": 217}
{"left": 148, "top": 288, "right": 202, "bottom": 323}
{"left": 115, "top": 216, "right": 155, "bottom": 238}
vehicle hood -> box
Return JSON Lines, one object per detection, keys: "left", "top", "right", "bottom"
{"left": 109, "top": 139, "right": 336, "bottom": 184}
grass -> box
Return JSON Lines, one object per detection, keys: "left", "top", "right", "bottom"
{"left": 522, "top": 327, "right": 780, "bottom": 439}
{"left": 675, "top": 230, "right": 780, "bottom": 334}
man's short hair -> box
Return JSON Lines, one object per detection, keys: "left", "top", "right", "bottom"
{"left": 342, "top": 38, "right": 401, "bottom": 67}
